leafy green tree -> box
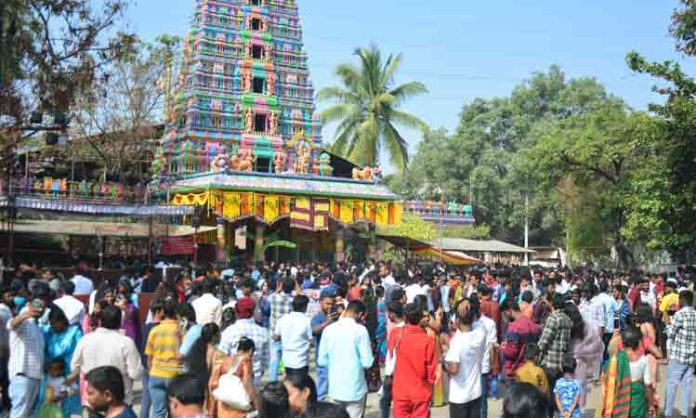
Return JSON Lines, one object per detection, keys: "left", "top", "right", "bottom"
{"left": 623, "top": 0, "right": 696, "bottom": 261}
{"left": 1, "top": 0, "right": 134, "bottom": 119}
{"left": 441, "top": 224, "right": 491, "bottom": 240}
{"left": 378, "top": 212, "right": 436, "bottom": 242}
{"left": 532, "top": 101, "right": 649, "bottom": 267}
{"left": 393, "top": 66, "right": 612, "bottom": 248}
{"left": 317, "top": 45, "right": 428, "bottom": 171}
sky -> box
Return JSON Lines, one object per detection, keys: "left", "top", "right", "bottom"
{"left": 127, "top": 0, "right": 694, "bottom": 157}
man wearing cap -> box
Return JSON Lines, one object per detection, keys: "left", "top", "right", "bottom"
{"left": 219, "top": 297, "right": 270, "bottom": 386}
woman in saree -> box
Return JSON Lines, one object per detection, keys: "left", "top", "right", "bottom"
{"left": 565, "top": 303, "right": 603, "bottom": 407}
{"left": 117, "top": 280, "right": 140, "bottom": 347}
{"left": 599, "top": 327, "right": 654, "bottom": 418}
{"left": 375, "top": 285, "right": 388, "bottom": 364}
{"left": 42, "top": 306, "right": 83, "bottom": 417}
{"left": 633, "top": 303, "right": 662, "bottom": 411}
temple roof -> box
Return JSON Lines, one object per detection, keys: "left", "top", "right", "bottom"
{"left": 170, "top": 171, "right": 399, "bottom": 201}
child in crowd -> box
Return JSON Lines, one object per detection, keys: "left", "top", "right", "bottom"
{"left": 554, "top": 356, "right": 582, "bottom": 418}
{"left": 515, "top": 343, "right": 549, "bottom": 395}
{"left": 38, "top": 358, "right": 79, "bottom": 418}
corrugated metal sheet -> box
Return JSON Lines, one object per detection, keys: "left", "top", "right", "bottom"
{"left": 431, "top": 238, "right": 536, "bottom": 254}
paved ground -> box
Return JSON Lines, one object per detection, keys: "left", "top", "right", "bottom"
{"left": 132, "top": 363, "right": 695, "bottom": 418}
{"left": 361, "top": 364, "right": 692, "bottom": 418}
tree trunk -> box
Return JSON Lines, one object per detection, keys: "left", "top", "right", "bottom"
{"left": 613, "top": 208, "right": 634, "bottom": 269}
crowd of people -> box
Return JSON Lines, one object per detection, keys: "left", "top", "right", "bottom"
{"left": 1, "top": 260, "right": 695, "bottom": 418}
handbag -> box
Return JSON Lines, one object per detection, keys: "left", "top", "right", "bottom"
{"left": 366, "top": 362, "right": 382, "bottom": 393}
{"left": 212, "top": 357, "right": 251, "bottom": 411}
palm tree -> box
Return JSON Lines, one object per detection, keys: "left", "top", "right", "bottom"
{"left": 317, "top": 45, "right": 428, "bottom": 172}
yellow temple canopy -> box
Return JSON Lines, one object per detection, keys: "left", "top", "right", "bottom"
{"left": 171, "top": 190, "right": 403, "bottom": 230}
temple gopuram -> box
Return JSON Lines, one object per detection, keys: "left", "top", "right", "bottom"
{"left": 153, "top": 0, "right": 403, "bottom": 262}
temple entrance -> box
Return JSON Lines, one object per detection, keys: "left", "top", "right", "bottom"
{"left": 215, "top": 217, "right": 371, "bottom": 264}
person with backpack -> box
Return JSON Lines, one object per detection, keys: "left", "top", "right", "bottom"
{"left": 500, "top": 300, "right": 541, "bottom": 380}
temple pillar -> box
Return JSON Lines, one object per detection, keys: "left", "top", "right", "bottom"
{"left": 366, "top": 225, "right": 377, "bottom": 261}
{"left": 335, "top": 227, "right": 345, "bottom": 263}
{"left": 216, "top": 217, "right": 226, "bottom": 263}
{"left": 253, "top": 223, "right": 265, "bottom": 262}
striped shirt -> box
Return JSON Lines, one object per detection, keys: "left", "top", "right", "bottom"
{"left": 145, "top": 319, "right": 183, "bottom": 378}
{"left": 667, "top": 306, "right": 696, "bottom": 365}
{"left": 269, "top": 292, "right": 293, "bottom": 336}
{"left": 538, "top": 310, "right": 572, "bottom": 372}
{"left": 219, "top": 318, "right": 270, "bottom": 386}
{"left": 7, "top": 317, "right": 45, "bottom": 379}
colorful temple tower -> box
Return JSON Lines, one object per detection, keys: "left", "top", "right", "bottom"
{"left": 156, "top": 0, "right": 322, "bottom": 175}
{"left": 156, "top": 0, "right": 402, "bottom": 262}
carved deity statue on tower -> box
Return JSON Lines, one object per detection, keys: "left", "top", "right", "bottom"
{"left": 268, "top": 112, "right": 277, "bottom": 135}
{"left": 267, "top": 73, "right": 276, "bottom": 96}
{"left": 244, "top": 110, "right": 253, "bottom": 133}
{"left": 242, "top": 71, "right": 251, "bottom": 92}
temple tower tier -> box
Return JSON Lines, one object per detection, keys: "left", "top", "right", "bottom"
{"left": 156, "top": 0, "right": 323, "bottom": 177}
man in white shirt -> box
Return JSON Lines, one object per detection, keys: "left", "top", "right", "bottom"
{"left": 274, "top": 295, "right": 312, "bottom": 377}
{"left": 473, "top": 309, "right": 497, "bottom": 418}
{"left": 593, "top": 281, "right": 616, "bottom": 358}
{"left": 70, "top": 268, "right": 94, "bottom": 296}
{"left": 556, "top": 274, "right": 572, "bottom": 295}
{"left": 379, "top": 264, "right": 395, "bottom": 288}
{"left": 52, "top": 280, "right": 86, "bottom": 326}
{"left": 8, "top": 298, "right": 45, "bottom": 418}
{"left": 191, "top": 278, "right": 222, "bottom": 325}
{"left": 404, "top": 276, "right": 425, "bottom": 303}
{"left": 444, "top": 296, "right": 487, "bottom": 418}
{"left": 69, "top": 306, "right": 143, "bottom": 404}
{"left": 579, "top": 284, "right": 605, "bottom": 336}
{"left": 640, "top": 279, "right": 657, "bottom": 312}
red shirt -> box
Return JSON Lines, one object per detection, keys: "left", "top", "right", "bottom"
{"left": 347, "top": 285, "right": 362, "bottom": 302}
{"left": 392, "top": 324, "right": 437, "bottom": 402}
{"left": 501, "top": 315, "right": 542, "bottom": 378}
{"left": 627, "top": 287, "right": 642, "bottom": 311}
{"left": 480, "top": 297, "right": 502, "bottom": 342}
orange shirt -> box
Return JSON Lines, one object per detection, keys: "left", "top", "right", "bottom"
{"left": 392, "top": 325, "right": 437, "bottom": 402}
{"left": 520, "top": 301, "right": 533, "bottom": 319}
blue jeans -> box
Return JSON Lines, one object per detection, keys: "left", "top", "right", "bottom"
{"left": 480, "top": 373, "right": 489, "bottom": 418}
{"left": 9, "top": 375, "right": 40, "bottom": 418}
{"left": 269, "top": 339, "right": 283, "bottom": 382}
{"left": 316, "top": 365, "right": 329, "bottom": 401}
{"left": 664, "top": 360, "right": 694, "bottom": 417}
{"left": 148, "top": 376, "right": 172, "bottom": 418}
{"left": 379, "top": 379, "right": 392, "bottom": 418}
{"left": 141, "top": 372, "right": 151, "bottom": 418}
